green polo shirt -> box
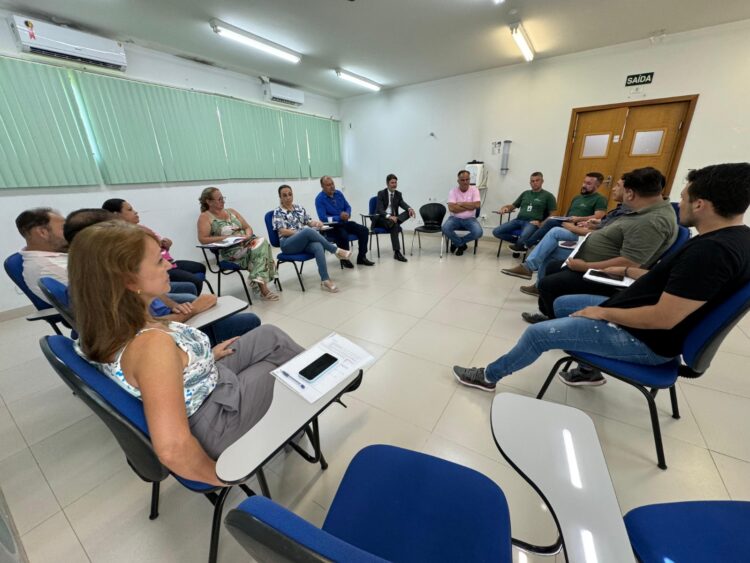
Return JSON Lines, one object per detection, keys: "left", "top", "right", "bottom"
{"left": 578, "top": 199, "right": 678, "bottom": 267}
{"left": 513, "top": 189, "right": 557, "bottom": 221}
{"left": 567, "top": 192, "right": 608, "bottom": 217}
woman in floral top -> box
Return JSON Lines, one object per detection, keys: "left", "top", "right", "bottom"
{"left": 272, "top": 184, "right": 351, "bottom": 293}
{"left": 197, "top": 187, "right": 278, "bottom": 301}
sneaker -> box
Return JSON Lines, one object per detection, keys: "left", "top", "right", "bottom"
{"left": 501, "top": 264, "right": 532, "bottom": 280}
{"left": 335, "top": 248, "right": 352, "bottom": 260}
{"left": 521, "top": 311, "right": 549, "bottom": 324}
{"left": 558, "top": 366, "right": 606, "bottom": 387}
{"left": 509, "top": 243, "right": 526, "bottom": 252}
{"left": 453, "top": 366, "right": 496, "bottom": 392}
{"left": 520, "top": 284, "right": 539, "bottom": 296}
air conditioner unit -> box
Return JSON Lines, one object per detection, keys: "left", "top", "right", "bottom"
{"left": 8, "top": 15, "right": 127, "bottom": 71}
{"left": 263, "top": 81, "right": 304, "bottom": 107}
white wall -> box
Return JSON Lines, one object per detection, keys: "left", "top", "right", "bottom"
{"left": 340, "top": 19, "right": 750, "bottom": 226}
{"left": 0, "top": 9, "right": 341, "bottom": 313}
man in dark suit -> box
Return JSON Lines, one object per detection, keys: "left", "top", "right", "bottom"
{"left": 373, "top": 173, "right": 415, "bottom": 262}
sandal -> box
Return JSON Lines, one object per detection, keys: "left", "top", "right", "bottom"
{"left": 260, "top": 291, "right": 280, "bottom": 301}
{"left": 321, "top": 280, "right": 339, "bottom": 293}
{"left": 334, "top": 248, "right": 352, "bottom": 260}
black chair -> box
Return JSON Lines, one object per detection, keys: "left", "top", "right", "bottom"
{"left": 197, "top": 246, "right": 253, "bottom": 304}
{"left": 444, "top": 208, "right": 480, "bottom": 256}
{"left": 4, "top": 252, "right": 67, "bottom": 335}
{"left": 361, "top": 196, "right": 405, "bottom": 259}
{"left": 410, "top": 203, "right": 447, "bottom": 256}
{"left": 537, "top": 278, "right": 750, "bottom": 469}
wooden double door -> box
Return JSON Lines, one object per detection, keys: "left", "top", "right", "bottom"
{"left": 557, "top": 96, "right": 698, "bottom": 213}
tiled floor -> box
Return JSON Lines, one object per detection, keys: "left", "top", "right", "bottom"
{"left": 2, "top": 233, "right": 750, "bottom": 562}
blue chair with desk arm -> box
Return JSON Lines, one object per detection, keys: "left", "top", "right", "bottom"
{"left": 40, "top": 334, "right": 364, "bottom": 563}
{"left": 4, "top": 252, "right": 67, "bottom": 335}
{"left": 361, "top": 196, "right": 406, "bottom": 259}
{"left": 225, "top": 444, "right": 518, "bottom": 562}
{"left": 197, "top": 245, "right": 252, "bottom": 304}
{"left": 37, "top": 276, "right": 76, "bottom": 329}
{"left": 536, "top": 278, "right": 750, "bottom": 470}
{"left": 264, "top": 210, "right": 316, "bottom": 292}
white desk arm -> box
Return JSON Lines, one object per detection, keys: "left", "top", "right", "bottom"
{"left": 491, "top": 393, "right": 634, "bottom": 563}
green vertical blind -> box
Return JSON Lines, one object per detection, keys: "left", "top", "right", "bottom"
{"left": 0, "top": 55, "right": 342, "bottom": 188}
{"left": 0, "top": 57, "right": 99, "bottom": 188}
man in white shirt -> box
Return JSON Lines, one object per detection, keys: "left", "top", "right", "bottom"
{"left": 15, "top": 208, "right": 69, "bottom": 302}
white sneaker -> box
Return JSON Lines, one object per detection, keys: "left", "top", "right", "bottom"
{"left": 334, "top": 248, "right": 352, "bottom": 260}
{"left": 321, "top": 280, "right": 339, "bottom": 293}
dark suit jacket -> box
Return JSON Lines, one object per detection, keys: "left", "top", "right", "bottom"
{"left": 375, "top": 188, "right": 411, "bottom": 219}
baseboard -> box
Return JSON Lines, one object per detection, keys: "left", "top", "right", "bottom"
{"left": 0, "top": 304, "right": 35, "bottom": 322}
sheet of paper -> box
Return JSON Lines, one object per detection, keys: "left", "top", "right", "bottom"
{"left": 271, "top": 333, "right": 375, "bottom": 403}
{"left": 206, "top": 236, "right": 245, "bottom": 248}
{"left": 560, "top": 232, "right": 589, "bottom": 268}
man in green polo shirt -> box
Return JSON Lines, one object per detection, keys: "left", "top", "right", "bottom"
{"left": 517, "top": 172, "right": 609, "bottom": 251}
{"left": 493, "top": 171, "right": 557, "bottom": 249}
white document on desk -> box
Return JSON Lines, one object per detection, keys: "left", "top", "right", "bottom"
{"left": 271, "top": 333, "right": 374, "bottom": 403}
{"left": 205, "top": 236, "right": 246, "bottom": 248}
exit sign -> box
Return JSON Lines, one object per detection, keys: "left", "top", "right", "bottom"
{"left": 625, "top": 72, "right": 654, "bottom": 86}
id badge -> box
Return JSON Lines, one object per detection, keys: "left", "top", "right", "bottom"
{"left": 526, "top": 204, "right": 533, "bottom": 212}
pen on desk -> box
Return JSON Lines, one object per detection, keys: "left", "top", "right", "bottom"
{"left": 281, "top": 370, "right": 305, "bottom": 389}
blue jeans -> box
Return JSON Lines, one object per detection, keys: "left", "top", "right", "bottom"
{"left": 205, "top": 312, "right": 261, "bottom": 345}
{"left": 524, "top": 227, "right": 578, "bottom": 285}
{"left": 524, "top": 218, "right": 566, "bottom": 247}
{"left": 442, "top": 217, "right": 484, "bottom": 247}
{"left": 280, "top": 227, "right": 337, "bottom": 282}
{"left": 492, "top": 218, "right": 538, "bottom": 246}
{"left": 484, "top": 294, "right": 674, "bottom": 382}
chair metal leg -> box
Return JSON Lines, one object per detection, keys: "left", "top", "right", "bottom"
{"left": 497, "top": 240, "right": 503, "bottom": 258}
{"left": 291, "top": 262, "right": 306, "bottom": 291}
{"left": 216, "top": 270, "right": 222, "bottom": 297}
{"left": 206, "top": 487, "right": 231, "bottom": 563}
{"left": 410, "top": 231, "right": 416, "bottom": 256}
{"left": 669, "top": 385, "right": 681, "bottom": 419}
{"left": 256, "top": 467, "right": 271, "bottom": 498}
{"left": 239, "top": 483, "right": 256, "bottom": 497}
{"left": 375, "top": 234, "right": 380, "bottom": 258}
{"left": 148, "top": 481, "right": 160, "bottom": 520}
{"left": 473, "top": 238, "right": 478, "bottom": 254}
{"left": 203, "top": 278, "right": 215, "bottom": 295}
{"left": 288, "top": 417, "right": 328, "bottom": 470}
{"left": 236, "top": 272, "right": 253, "bottom": 305}
{"left": 635, "top": 384, "right": 667, "bottom": 469}
{"left": 537, "top": 357, "right": 573, "bottom": 399}
{"left": 48, "top": 320, "right": 63, "bottom": 336}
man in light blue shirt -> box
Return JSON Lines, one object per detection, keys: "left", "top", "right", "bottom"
{"left": 314, "top": 176, "right": 374, "bottom": 267}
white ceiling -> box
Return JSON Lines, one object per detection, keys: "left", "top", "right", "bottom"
{"left": 3, "top": 0, "right": 750, "bottom": 99}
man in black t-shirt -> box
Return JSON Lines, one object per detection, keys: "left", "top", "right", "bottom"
{"left": 452, "top": 163, "right": 750, "bottom": 393}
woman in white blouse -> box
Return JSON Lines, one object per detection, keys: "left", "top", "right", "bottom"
{"left": 272, "top": 185, "right": 351, "bottom": 293}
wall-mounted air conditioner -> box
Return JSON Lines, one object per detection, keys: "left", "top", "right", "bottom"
{"left": 8, "top": 15, "right": 127, "bottom": 71}
{"left": 263, "top": 81, "right": 304, "bottom": 107}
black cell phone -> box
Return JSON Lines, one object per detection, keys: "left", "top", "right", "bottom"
{"left": 298, "top": 353, "right": 338, "bottom": 381}
{"left": 589, "top": 270, "right": 625, "bottom": 282}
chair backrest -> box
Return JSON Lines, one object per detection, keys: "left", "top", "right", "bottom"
{"left": 368, "top": 196, "right": 377, "bottom": 215}
{"left": 264, "top": 211, "right": 281, "bottom": 248}
{"left": 4, "top": 253, "right": 52, "bottom": 311}
{"left": 682, "top": 279, "right": 750, "bottom": 373}
{"left": 38, "top": 277, "right": 77, "bottom": 328}
{"left": 671, "top": 201, "right": 680, "bottom": 221}
{"left": 659, "top": 225, "right": 690, "bottom": 261}
{"left": 419, "top": 203, "right": 447, "bottom": 228}
{"left": 40, "top": 335, "right": 169, "bottom": 483}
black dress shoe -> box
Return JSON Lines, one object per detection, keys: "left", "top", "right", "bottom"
{"left": 340, "top": 259, "right": 354, "bottom": 269}
{"left": 455, "top": 243, "right": 468, "bottom": 256}
{"left": 449, "top": 243, "right": 457, "bottom": 254}
{"left": 509, "top": 243, "right": 526, "bottom": 252}
{"left": 357, "top": 257, "right": 375, "bottom": 266}
{"left": 394, "top": 251, "right": 408, "bottom": 262}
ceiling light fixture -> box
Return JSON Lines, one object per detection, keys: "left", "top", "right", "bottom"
{"left": 335, "top": 69, "right": 381, "bottom": 91}
{"left": 209, "top": 19, "right": 301, "bottom": 64}
{"left": 493, "top": 0, "right": 505, "bottom": 4}
{"left": 510, "top": 22, "right": 535, "bottom": 62}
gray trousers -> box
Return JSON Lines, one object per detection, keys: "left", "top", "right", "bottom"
{"left": 189, "top": 325, "right": 304, "bottom": 459}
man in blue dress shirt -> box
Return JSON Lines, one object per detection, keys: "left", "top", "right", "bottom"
{"left": 315, "top": 176, "right": 375, "bottom": 268}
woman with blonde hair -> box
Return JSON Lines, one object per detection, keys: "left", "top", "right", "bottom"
{"left": 70, "top": 221, "right": 303, "bottom": 484}
{"left": 197, "top": 187, "right": 278, "bottom": 301}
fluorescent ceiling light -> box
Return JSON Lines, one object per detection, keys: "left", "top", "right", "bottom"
{"left": 336, "top": 69, "right": 381, "bottom": 91}
{"left": 210, "top": 19, "right": 301, "bottom": 64}
{"left": 510, "top": 22, "right": 535, "bottom": 62}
